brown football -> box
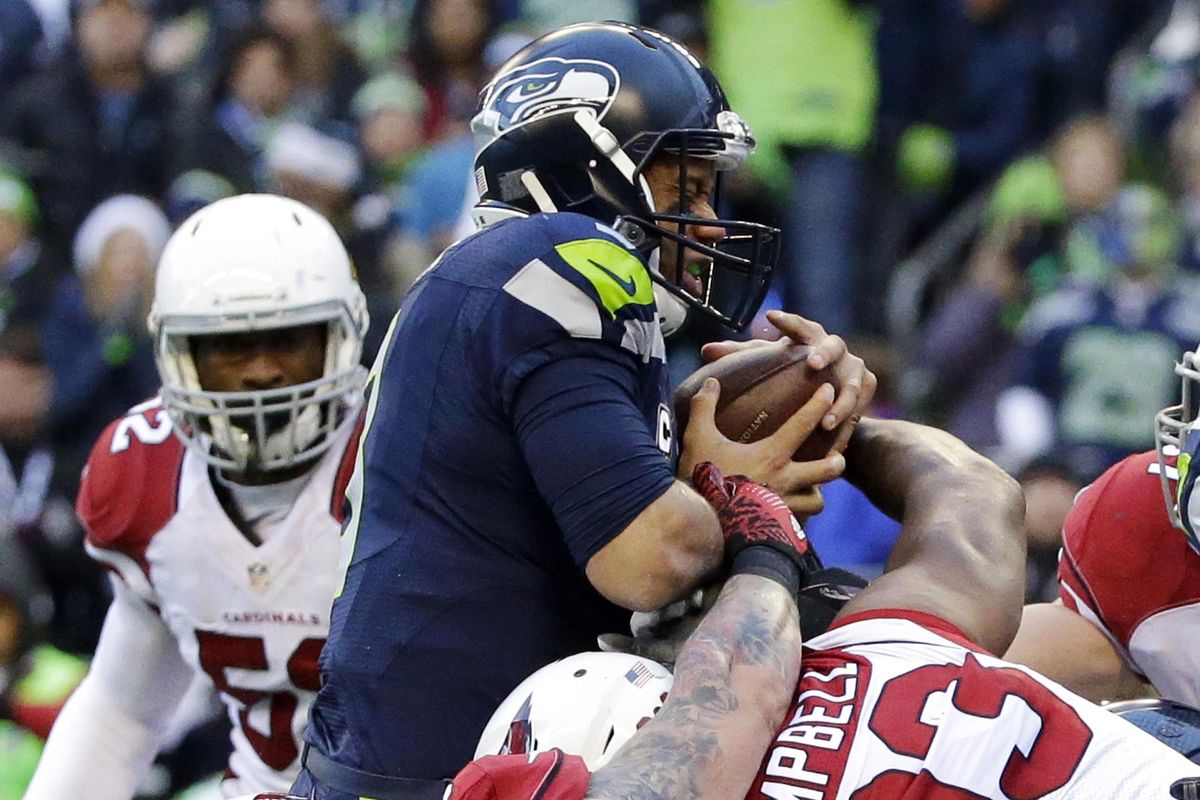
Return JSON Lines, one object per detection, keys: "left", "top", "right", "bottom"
{"left": 673, "top": 341, "right": 843, "bottom": 462}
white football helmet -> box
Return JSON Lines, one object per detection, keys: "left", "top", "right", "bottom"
{"left": 475, "top": 652, "right": 673, "bottom": 770}
{"left": 148, "top": 194, "right": 369, "bottom": 473}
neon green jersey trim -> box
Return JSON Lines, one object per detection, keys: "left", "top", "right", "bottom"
{"left": 1178, "top": 451, "right": 1192, "bottom": 507}
{"left": 554, "top": 239, "right": 654, "bottom": 318}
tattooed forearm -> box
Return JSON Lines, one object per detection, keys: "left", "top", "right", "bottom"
{"left": 586, "top": 574, "right": 801, "bottom": 800}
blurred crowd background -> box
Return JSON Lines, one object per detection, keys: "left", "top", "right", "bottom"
{"left": 1, "top": 0, "right": 1199, "bottom": 794}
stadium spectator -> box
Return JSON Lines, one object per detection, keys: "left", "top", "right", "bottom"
{"left": 354, "top": 71, "right": 428, "bottom": 197}
{"left": 174, "top": 26, "right": 300, "bottom": 195}
{"left": 351, "top": 70, "right": 436, "bottom": 306}
{"left": 299, "top": 22, "right": 874, "bottom": 787}
{"left": 265, "top": 122, "right": 362, "bottom": 224}
{"left": 261, "top": 0, "right": 367, "bottom": 126}
{"left": 0, "top": 533, "right": 84, "bottom": 800}
{"left": 407, "top": 0, "right": 498, "bottom": 140}
{"left": 1051, "top": 114, "right": 1125, "bottom": 221}
{"left": 997, "top": 183, "right": 1200, "bottom": 479}
{"left": 1168, "top": 95, "right": 1200, "bottom": 273}
{"left": 0, "top": 0, "right": 173, "bottom": 253}
{"left": 0, "top": 0, "right": 45, "bottom": 110}
{"left": 1032, "top": 0, "right": 1170, "bottom": 133}
{"left": 42, "top": 195, "right": 168, "bottom": 480}
{"left": 708, "top": 0, "right": 877, "bottom": 335}
{"left": 915, "top": 155, "right": 1067, "bottom": 456}
{"left": 0, "top": 327, "right": 52, "bottom": 471}
{"left": 882, "top": 0, "right": 1042, "bottom": 203}
{"left": 0, "top": 172, "right": 56, "bottom": 338}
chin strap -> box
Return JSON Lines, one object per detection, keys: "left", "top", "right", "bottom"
{"left": 520, "top": 171, "right": 558, "bottom": 213}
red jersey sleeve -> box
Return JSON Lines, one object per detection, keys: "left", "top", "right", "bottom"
{"left": 330, "top": 407, "right": 365, "bottom": 523}
{"left": 450, "top": 751, "right": 591, "bottom": 800}
{"left": 77, "top": 398, "right": 185, "bottom": 605}
{"left": 1057, "top": 450, "right": 1196, "bottom": 657}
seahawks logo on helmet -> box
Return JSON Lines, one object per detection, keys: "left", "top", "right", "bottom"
{"left": 475, "top": 57, "right": 620, "bottom": 137}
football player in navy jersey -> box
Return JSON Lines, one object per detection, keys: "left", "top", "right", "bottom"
{"left": 298, "top": 21, "right": 875, "bottom": 792}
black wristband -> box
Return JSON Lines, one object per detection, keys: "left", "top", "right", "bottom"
{"left": 731, "top": 546, "right": 802, "bottom": 598}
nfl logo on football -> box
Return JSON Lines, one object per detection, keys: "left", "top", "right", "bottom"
{"left": 248, "top": 562, "right": 271, "bottom": 593}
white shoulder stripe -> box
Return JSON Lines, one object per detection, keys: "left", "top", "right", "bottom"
{"left": 621, "top": 318, "right": 666, "bottom": 362}
{"left": 84, "top": 540, "right": 159, "bottom": 607}
{"left": 503, "top": 258, "right": 602, "bottom": 339}
{"left": 1060, "top": 580, "right": 1139, "bottom": 669}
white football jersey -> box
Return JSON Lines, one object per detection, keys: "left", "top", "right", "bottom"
{"left": 748, "top": 610, "right": 1199, "bottom": 800}
{"left": 79, "top": 398, "right": 360, "bottom": 795}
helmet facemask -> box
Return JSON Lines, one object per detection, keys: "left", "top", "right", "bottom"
{"left": 156, "top": 300, "right": 366, "bottom": 475}
{"left": 619, "top": 121, "right": 778, "bottom": 333}
{"left": 1155, "top": 348, "right": 1200, "bottom": 553}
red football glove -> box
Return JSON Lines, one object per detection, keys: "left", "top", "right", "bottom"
{"left": 692, "top": 461, "right": 822, "bottom": 576}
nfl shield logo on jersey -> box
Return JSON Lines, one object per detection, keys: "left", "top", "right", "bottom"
{"left": 248, "top": 562, "right": 271, "bottom": 593}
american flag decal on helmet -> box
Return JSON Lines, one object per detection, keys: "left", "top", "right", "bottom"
{"left": 624, "top": 662, "right": 654, "bottom": 688}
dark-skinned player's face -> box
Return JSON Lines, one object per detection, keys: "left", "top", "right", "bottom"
{"left": 643, "top": 156, "right": 724, "bottom": 295}
{"left": 192, "top": 324, "right": 326, "bottom": 439}
{"left": 192, "top": 324, "right": 326, "bottom": 394}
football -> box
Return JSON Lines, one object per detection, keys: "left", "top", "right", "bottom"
{"left": 673, "top": 341, "right": 844, "bottom": 462}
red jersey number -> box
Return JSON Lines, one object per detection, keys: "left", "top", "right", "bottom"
{"left": 195, "top": 630, "right": 324, "bottom": 771}
{"left": 862, "top": 654, "right": 1092, "bottom": 799}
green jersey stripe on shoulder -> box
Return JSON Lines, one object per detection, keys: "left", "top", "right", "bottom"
{"left": 554, "top": 238, "right": 654, "bottom": 318}
{"left": 504, "top": 258, "right": 604, "bottom": 339}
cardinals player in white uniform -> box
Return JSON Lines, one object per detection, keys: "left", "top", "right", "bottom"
{"left": 1003, "top": 346, "right": 1200, "bottom": 705}
{"left": 449, "top": 419, "right": 1200, "bottom": 800}
{"left": 24, "top": 194, "right": 369, "bottom": 799}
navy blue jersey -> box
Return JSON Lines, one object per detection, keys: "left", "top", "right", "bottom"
{"left": 306, "top": 212, "right": 677, "bottom": 779}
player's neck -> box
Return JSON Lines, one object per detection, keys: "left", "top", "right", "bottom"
{"left": 211, "top": 465, "right": 315, "bottom": 546}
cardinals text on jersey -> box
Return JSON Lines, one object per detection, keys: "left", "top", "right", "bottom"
{"left": 78, "top": 397, "right": 360, "bottom": 793}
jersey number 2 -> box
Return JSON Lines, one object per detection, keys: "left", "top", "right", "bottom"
{"left": 863, "top": 654, "right": 1092, "bottom": 799}
{"left": 195, "top": 631, "right": 324, "bottom": 770}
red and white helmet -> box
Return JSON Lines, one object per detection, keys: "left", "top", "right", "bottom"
{"left": 475, "top": 652, "right": 673, "bottom": 770}
{"left": 148, "top": 194, "right": 368, "bottom": 472}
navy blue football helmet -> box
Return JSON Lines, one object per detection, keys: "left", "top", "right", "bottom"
{"left": 470, "top": 21, "right": 778, "bottom": 334}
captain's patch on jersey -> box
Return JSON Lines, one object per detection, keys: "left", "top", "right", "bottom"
{"left": 554, "top": 238, "right": 653, "bottom": 318}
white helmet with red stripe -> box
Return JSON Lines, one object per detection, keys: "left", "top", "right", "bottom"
{"left": 474, "top": 652, "right": 673, "bottom": 769}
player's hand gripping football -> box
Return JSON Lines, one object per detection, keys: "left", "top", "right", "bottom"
{"left": 702, "top": 310, "right": 876, "bottom": 445}
{"left": 678, "top": 376, "right": 844, "bottom": 517}
{"left": 691, "top": 461, "right": 822, "bottom": 577}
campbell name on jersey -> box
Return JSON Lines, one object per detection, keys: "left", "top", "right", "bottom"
{"left": 1057, "top": 449, "right": 1200, "bottom": 706}
{"left": 746, "top": 611, "right": 1197, "bottom": 800}
{"left": 77, "top": 397, "right": 358, "bottom": 793}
